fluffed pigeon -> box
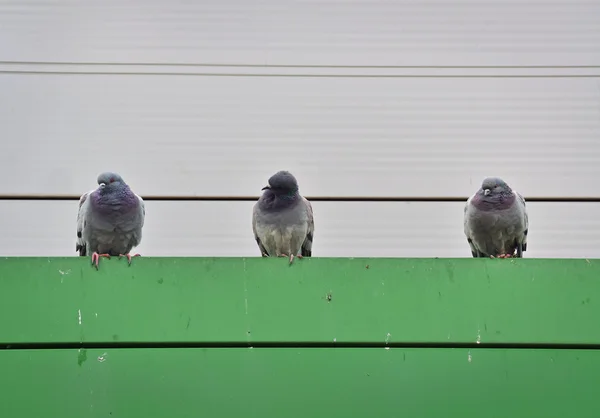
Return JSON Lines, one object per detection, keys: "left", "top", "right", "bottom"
{"left": 464, "top": 177, "right": 528, "bottom": 258}
{"left": 252, "top": 170, "right": 314, "bottom": 264}
{"left": 76, "top": 172, "right": 146, "bottom": 269}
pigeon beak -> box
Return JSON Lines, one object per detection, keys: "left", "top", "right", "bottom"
{"left": 484, "top": 188, "right": 491, "bottom": 196}
{"left": 99, "top": 183, "right": 106, "bottom": 189}
{"left": 261, "top": 185, "right": 271, "bottom": 191}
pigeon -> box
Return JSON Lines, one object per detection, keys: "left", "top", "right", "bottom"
{"left": 464, "top": 177, "right": 528, "bottom": 258}
{"left": 76, "top": 172, "right": 146, "bottom": 269}
{"left": 252, "top": 170, "right": 314, "bottom": 264}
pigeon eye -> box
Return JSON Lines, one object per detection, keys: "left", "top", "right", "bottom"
{"left": 110, "top": 178, "right": 115, "bottom": 183}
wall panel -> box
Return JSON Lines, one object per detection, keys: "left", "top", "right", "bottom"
{"left": 0, "top": 0, "right": 598, "bottom": 66}
{"left": 0, "top": 74, "right": 598, "bottom": 197}
{"left": 1, "top": 200, "right": 598, "bottom": 258}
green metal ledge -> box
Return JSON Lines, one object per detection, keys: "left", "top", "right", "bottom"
{"left": 0, "top": 257, "right": 599, "bottom": 345}
{"left": 1, "top": 257, "right": 600, "bottom": 418}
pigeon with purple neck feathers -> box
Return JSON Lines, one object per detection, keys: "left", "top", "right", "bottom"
{"left": 464, "top": 177, "right": 528, "bottom": 258}
{"left": 252, "top": 170, "right": 314, "bottom": 264}
{"left": 76, "top": 172, "right": 146, "bottom": 269}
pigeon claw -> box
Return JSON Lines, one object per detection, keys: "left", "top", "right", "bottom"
{"left": 119, "top": 253, "right": 141, "bottom": 266}
{"left": 277, "top": 253, "right": 302, "bottom": 265}
{"left": 277, "top": 253, "right": 294, "bottom": 264}
{"left": 91, "top": 252, "right": 111, "bottom": 270}
{"left": 287, "top": 254, "right": 304, "bottom": 265}
{"left": 495, "top": 253, "right": 514, "bottom": 259}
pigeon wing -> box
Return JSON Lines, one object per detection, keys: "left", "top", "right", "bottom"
{"left": 300, "top": 197, "right": 314, "bottom": 257}
{"left": 75, "top": 190, "right": 93, "bottom": 256}
{"left": 252, "top": 203, "right": 270, "bottom": 257}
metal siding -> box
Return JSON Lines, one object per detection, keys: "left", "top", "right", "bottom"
{"left": 1, "top": 200, "right": 598, "bottom": 258}
{"left": 1, "top": 0, "right": 599, "bottom": 258}
{"left": 0, "top": 0, "right": 599, "bottom": 66}
{"left": 0, "top": 74, "right": 598, "bottom": 197}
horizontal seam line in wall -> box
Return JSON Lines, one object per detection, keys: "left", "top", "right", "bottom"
{"left": 2, "top": 341, "right": 600, "bottom": 350}
{"left": 1, "top": 196, "right": 600, "bottom": 203}
{"left": 0, "top": 70, "right": 599, "bottom": 78}
{"left": 1, "top": 61, "right": 600, "bottom": 69}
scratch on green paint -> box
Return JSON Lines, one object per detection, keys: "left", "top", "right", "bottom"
{"left": 77, "top": 349, "right": 87, "bottom": 366}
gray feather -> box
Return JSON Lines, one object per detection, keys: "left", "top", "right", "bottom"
{"left": 76, "top": 172, "right": 145, "bottom": 257}
{"left": 75, "top": 190, "right": 92, "bottom": 256}
{"left": 464, "top": 177, "right": 528, "bottom": 258}
{"left": 252, "top": 171, "right": 314, "bottom": 259}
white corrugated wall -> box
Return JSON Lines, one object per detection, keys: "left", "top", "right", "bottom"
{"left": 1, "top": 0, "right": 599, "bottom": 258}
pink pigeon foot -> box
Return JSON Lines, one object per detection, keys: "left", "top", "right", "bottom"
{"left": 287, "top": 254, "right": 304, "bottom": 265}
{"left": 277, "top": 253, "right": 294, "bottom": 264}
{"left": 119, "top": 253, "right": 141, "bottom": 265}
{"left": 91, "top": 252, "right": 111, "bottom": 270}
{"left": 291, "top": 254, "right": 304, "bottom": 264}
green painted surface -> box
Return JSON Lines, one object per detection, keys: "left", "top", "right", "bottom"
{"left": 0, "top": 348, "right": 599, "bottom": 418}
{"left": 0, "top": 257, "right": 599, "bottom": 344}
{"left": 1, "top": 257, "right": 600, "bottom": 417}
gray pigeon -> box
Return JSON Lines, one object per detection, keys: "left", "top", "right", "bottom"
{"left": 464, "top": 177, "right": 528, "bottom": 258}
{"left": 252, "top": 170, "right": 314, "bottom": 264}
{"left": 76, "top": 172, "right": 146, "bottom": 269}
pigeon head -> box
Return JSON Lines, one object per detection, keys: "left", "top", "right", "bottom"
{"left": 97, "top": 172, "right": 124, "bottom": 186}
{"left": 479, "top": 177, "right": 512, "bottom": 198}
{"left": 92, "top": 172, "right": 138, "bottom": 213}
{"left": 96, "top": 172, "right": 127, "bottom": 193}
{"left": 472, "top": 176, "right": 515, "bottom": 211}
{"left": 262, "top": 171, "right": 299, "bottom": 196}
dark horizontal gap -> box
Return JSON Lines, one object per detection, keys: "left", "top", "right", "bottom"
{"left": 1, "top": 195, "right": 600, "bottom": 203}
{"left": 2, "top": 341, "right": 600, "bottom": 351}
{"left": 2, "top": 61, "right": 599, "bottom": 69}
{"left": 1, "top": 71, "right": 599, "bottom": 78}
